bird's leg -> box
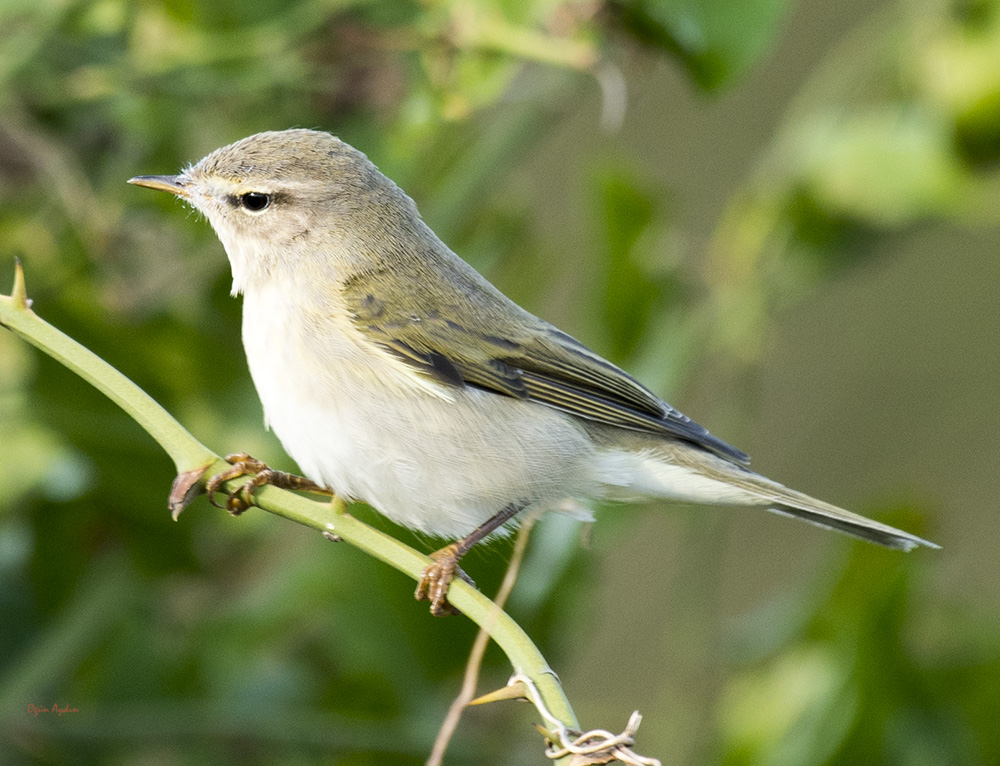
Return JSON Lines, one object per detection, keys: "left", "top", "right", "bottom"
{"left": 205, "top": 452, "right": 333, "bottom": 515}
{"left": 415, "top": 502, "right": 526, "bottom": 616}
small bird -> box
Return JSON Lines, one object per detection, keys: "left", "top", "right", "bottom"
{"left": 129, "top": 129, "right": 937, "bottom": 615}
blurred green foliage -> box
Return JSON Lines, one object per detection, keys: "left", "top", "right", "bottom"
{"left": 718, "top": 507, "right": 994, "bottom": 766}
{"left": 607, "top": 0, "right": 792, "bottom": 89}
{"left": 1, "top": 0, "right": 997, "bottom": 764}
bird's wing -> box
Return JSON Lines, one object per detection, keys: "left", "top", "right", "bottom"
{"left": 344, "top": 261, "right": 749, "bottom": 465}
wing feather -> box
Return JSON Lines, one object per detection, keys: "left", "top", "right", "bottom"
{"left": 345, "top": 267, "right": 749, "bottom": 464}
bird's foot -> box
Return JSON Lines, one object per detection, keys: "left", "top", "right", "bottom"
{"left": 415, "top": 543, "right": 477, "bottom": 616}
{"left": 205, "top": 452, "right": 331, "bottom": 515}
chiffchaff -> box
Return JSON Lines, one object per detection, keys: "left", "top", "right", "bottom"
{"left": 130, "top": 129, "right": 936, "bottom": 615}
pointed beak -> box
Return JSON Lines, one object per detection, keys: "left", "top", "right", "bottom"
{"left": 127, "top": 174, "right": 191, "bottom": 199}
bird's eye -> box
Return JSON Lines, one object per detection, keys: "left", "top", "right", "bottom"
{"left": 239, "top": 192, "right": 271, "bottom": 212}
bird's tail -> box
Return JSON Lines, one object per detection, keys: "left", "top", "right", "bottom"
{"left": 757, "top": 483, "right": 938, "bottom": 551}
{"left": 636, "top": 441, "right": 939, "bottom": 551}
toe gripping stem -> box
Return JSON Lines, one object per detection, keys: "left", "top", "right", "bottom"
{"left": 204, "top": 453, "right": 332, "bottom": 515}
{"left": 415, "top": 501, "right": 525, "bottom": 616}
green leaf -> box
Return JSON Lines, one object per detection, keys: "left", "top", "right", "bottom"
{"left": 792, "top": 106, "right": 970, "bottom": 225}
{"left": 609, "top": 0, "right": 793, "bottom": 89}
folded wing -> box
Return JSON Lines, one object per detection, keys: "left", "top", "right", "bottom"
{"left": 346, "top": 267, "right": 749, "bottom": 465}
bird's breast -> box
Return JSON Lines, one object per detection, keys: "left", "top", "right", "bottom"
{"left": 238, "top": 281, "right": 597, "bottom": 537}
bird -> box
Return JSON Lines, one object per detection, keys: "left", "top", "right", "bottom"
{"left": 129, "top": 129, "right": 937, "bottom": 615}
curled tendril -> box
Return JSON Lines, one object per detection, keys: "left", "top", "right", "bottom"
{"left": 507, "top": 672, "right": 661, "bottom": 766}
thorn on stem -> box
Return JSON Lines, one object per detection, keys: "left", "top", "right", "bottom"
{"left": 469, "top": 680, "right": 530, "bottom": 706}
{"left": 12, "top": 259, "right": 32, "bottom": 310}
{"left": 169, "top": 465, "right": 212, "bottom": 520}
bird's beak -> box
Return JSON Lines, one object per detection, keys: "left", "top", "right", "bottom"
{"left": 127, "top": 174, "right": 191, "bottom": 199}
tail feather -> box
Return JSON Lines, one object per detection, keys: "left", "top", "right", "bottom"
{"left": 735, "top": 476, "right": 938, "bottom": 551}
{"left": 765, "top": 497, "right": 937, "bottom": 551}
{"left": 655, "top": 442, "right": 940, "bottom": 551}
{"left": 591, "top": 432, "right": 939, "bottom": 550}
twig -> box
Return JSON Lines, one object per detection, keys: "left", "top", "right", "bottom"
{"left": 428, "top": 517, "right": 537, "bottom": 765}
{"left": 0, "top": 262, "right": 580, "bottom": 762}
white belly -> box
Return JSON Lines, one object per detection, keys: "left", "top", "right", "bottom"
{"left": 240, "top": 282, "right": 597, "bottom": 539}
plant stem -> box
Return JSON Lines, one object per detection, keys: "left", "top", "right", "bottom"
{"left": 0, "top": 261, "right": 579, "bottom": 757}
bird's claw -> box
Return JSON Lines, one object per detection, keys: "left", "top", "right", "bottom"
{"left": 415, "top": 544, "right": 477, "bottom": 616}
{"left": 205, "top": 453, "right": 336, "bottom": 515}
{"left": 204, "top": 453, "right": 272, "bottom": 515}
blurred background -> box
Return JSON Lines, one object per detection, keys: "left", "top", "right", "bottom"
{"left": 1, "top": 0, "right": 998, "bottom": 763}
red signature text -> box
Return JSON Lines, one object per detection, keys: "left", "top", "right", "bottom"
{"left": 27, "top": 703, "right": 79, "bottom": 717}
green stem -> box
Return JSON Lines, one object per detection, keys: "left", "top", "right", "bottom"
{"left": 0, "top": 261, "right": 214, "bottom": 473}
{"left": 0, "top": 262, "right": 579, "bottom": 754}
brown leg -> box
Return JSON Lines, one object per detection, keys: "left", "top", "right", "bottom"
{"left": 415, "top": 502, "right": 526, "bottom": 616}
{"left": 205, "top": 453, "right": 332, "bottom": 515}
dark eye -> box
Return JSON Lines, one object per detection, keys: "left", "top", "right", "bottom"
{"left": 240, "top": 192, "right": 271, "bottom": 212}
